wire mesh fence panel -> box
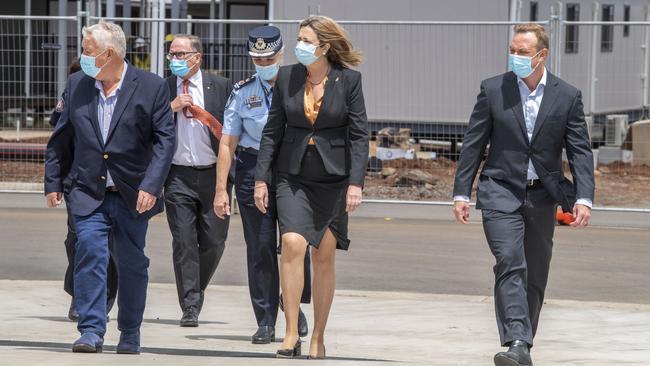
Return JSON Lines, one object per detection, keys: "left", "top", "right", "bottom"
{"left": 0, "top": 17, "right": 78, "bottom": 190}
{"left": 0, "top": 16, "right": 649, "bottom": 208}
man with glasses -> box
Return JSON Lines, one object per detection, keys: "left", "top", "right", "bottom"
{"left": 214, "top": 25, "right": 310, "bottom": 344}
{"left": 164, "top": 34, "right": 232, "bottom": 327}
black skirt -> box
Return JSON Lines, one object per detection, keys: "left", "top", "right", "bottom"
{"left": 276, "top": 146, "right": 350, "bottom": 250}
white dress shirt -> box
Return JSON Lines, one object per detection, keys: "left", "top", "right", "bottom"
{"left": 172, "top": 71, "right": 217, "bottom": 166}
{"left": 454, "top": 68, "right": 592, "bottom": 208}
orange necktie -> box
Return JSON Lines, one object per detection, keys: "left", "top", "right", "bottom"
{"left": 182, "top": 79, "right": 223, "bottom": 140}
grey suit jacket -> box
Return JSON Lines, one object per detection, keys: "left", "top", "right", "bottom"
{"left": 453, "top": 71, "right": 595, "bottom": 213}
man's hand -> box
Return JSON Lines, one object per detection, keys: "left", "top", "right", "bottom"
{"left": 46, "top": 192, "right": 63, "bottom": 208}
{"left": 346, "top": 184, "right": 362, "bottom": 213}
{"left": 213, "top": 189, "right": 230, "bottom": 219}
{"left": 136, "top": 190, "right": 157, "bottom": 214}
{"left": 569, "top": 204, "right": 591, "bottom": 228}
{"left": 171, "top": 94, "right": 193, "bottom": 113}
{"left": 453, "top": 200, "right": 471, "bottom": 224}
{"left": 254, "top": 181, "right": 268, "bottom": 214}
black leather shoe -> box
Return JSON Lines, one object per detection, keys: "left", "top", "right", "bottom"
{"left": 180, "top": 307, "right": 199, "bottom": 327}
{"left": 276, "top": 339, "right": 301, "bottom": 358}
{"left": 252, "top": 326, "right": 275, "bottom": 344}
{"left": 298, "top": 308, "right": 309, "bottom": 337}
{"left": 494, "top": 340, "right": 533, "bottom": 366}
{"left": 68, "top": 298, "right": 79, "bottom": 321}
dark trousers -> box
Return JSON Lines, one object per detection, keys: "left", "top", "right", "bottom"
{"left": 481, "top": 185, "right": 556, "bottom": 347}
{"left": 64, "top": 196, "right": 118, "bottom": 312}
{"left": 235, "top": 151, "right": 311, "bottom": 327}
{"left": 164, "top": 164, "right": 230, "bottom": 311}
{"left": 73, "top": 192, "right": 150, "bottom": 336}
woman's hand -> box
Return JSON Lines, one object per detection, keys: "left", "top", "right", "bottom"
{"left": 346, "top": 184, "right": 362, "bottom": 213}
{"left": 254, "top": 181, "right": 269, "bottom": 214}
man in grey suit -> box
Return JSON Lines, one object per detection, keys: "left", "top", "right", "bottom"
{"left": 453, "top": 24, "right": 594, "bottom": 366}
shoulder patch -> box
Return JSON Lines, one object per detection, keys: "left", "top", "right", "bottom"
{"left": 54, "top": 97, "right": 65, "bottom": 112}
{"left": 233, "top": 75, "right": 257, "bottom": 90}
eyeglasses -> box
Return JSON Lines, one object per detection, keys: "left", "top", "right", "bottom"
{"left": 166, "top": 51, "right": 198, "bottom": 60}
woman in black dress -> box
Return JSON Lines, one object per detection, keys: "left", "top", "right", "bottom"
{"left": 253, "top": 15, "right": 369, "bottom": 359}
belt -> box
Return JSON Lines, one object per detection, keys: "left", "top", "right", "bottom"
{"left": 173, "top": 163, "right": 216, "bottom": 170}
{"left": 526, "top": 179, "right": 542, "bottom": 188}
{"left": 106, "top": 186, "right": 119, "bottom": 192}
{"left": 236, "top": 146, "right": 258, "bottom": 156}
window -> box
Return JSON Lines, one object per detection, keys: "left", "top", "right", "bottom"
{"left": 623, "top": 5, "right": 631, "bottom": 37}
{"left": 565, "top": 4, "right": 580, "bottom": 53}
{"left": 601, "top": 5, "right": 614, "bottom": 52}
{"left": 530, "top": 1, "right": 538, "bottom": 22}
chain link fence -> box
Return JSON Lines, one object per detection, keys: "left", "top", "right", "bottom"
{"left": 0, "top": 15, "right": 649, "bottom": 207}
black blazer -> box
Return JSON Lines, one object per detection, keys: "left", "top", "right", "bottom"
{"left": 255, "top": 63, "right": 369, "bottom": 185}
{"left": 45, "top": 64, "right": 176, "bottom": 220}
{"left": 166, "top": 70, "right": 232, "bottom": 155}
{"left": 453, "top": 71, "right": 595, "bottom": 213}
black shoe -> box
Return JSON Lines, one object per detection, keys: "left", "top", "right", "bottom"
{"left": 252, "top": 326, "right": 275, "bottom": 344}
{"left": 180, "top": 307, "right": 199, "bottom": 327}
{"left": 494, "top": 340, "right": 533, "bottom": 366}
{"left": 68, "top": 298, "right": 79, "bottom": 322}
{"left": 276, "top": 339, "right": 301, "bottom": 358}
{"left": 298, "top": 308, "right": 309, "bottom": 337}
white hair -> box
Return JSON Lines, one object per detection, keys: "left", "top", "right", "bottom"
{"left": 82, "top": 21, "right": 126, "bottom": 58}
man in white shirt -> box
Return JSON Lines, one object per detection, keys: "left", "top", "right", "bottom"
{"left": 452, "top": 24, "right": 594, "bottom": 366}
{"left": 164, "top": 34, "right": 232, "bottom": 327}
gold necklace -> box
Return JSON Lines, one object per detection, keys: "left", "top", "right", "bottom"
{"left": 307, "top": 65, "right": 330, "bottom": 85}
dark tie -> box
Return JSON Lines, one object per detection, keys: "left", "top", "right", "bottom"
{"left": 182, "top": 79, "right": 223, "bottom": 140}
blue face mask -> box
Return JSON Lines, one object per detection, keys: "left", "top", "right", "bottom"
{"left": 169, "top": 59, "right": 193, "bottom": 78}
{"left": 255, "top": 62, "right": 280, "bottom": 81}
{"left": 294, "top": 41, "right": 321, "bottom": 66}
{"left": 79, "top": 49, "right": 108, "bottom": 79}
{"left": 508, "top": 50, "right": 542, "bottom": 79}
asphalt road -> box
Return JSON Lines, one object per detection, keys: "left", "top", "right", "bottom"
{"left": 0, "top": 193, "right": 648, "bottom": 305}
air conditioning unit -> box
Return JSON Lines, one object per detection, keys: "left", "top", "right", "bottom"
{"left": 605, "top": 114, "right": 629, "bottom": 147}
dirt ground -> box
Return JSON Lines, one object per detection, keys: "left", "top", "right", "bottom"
{"left": 2, "top": 154, "right": 650, "bottom": 208}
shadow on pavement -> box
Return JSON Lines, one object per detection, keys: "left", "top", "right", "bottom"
{"left": 0, "top": 340, "right": 393, "bottom": 362}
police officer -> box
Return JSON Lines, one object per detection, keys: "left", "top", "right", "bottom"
{"left": 214, "top": 25, "right": 310, "bottom": 344}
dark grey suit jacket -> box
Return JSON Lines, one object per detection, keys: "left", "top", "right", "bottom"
{"left": 453, "top": 71, "right": 595, "bottom": 213}
{"left": 166, "top": 70, "right": 232, "bottom": 155}
{"left": 255, "top": 63, "right": 369, "bottom": 186}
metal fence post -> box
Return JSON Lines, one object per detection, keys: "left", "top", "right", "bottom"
{"left": 589, "top": 3, "right": 600, "bottom": 116}
{"left": 643, "top": 5, "right": 650, "bottom": 114}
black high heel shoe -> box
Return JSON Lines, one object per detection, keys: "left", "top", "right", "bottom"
{"left": 276, "top": 339, "right": 302, "bottom": 358}
{"left": 308, "top": 344, "right": 326, "bottom": 360}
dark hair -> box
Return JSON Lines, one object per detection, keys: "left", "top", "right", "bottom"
{"left": 172, "top": 34, "right": 203, "bottom": 54}
{"left": 68, "top": 57, "right": 81, "bottom": 75}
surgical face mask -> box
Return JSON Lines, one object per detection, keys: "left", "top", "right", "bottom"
{"left": 169, "top": 59, "right": 192, "bottom": 78}
{"left": 79, "top": 49, "right": 108, "bottom": 79}
{"left": 294, "top": 41, "right": 321, "bottom": 66}
{"left": 255, "top": 62, "right": 280, "bottom": 81}
{"left": 508, "top": 50, "right": 543, "bottom": 79}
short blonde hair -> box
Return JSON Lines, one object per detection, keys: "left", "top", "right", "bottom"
{"left": 300, "top": 16, "right": 363, "bottom": 68}
{"left": 82, "top": 21, "right": 126, "bottom": 58}
{"left": 513, "top": 23, "right": 549, "bottom": 51}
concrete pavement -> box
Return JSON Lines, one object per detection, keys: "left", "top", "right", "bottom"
{"left": 1, "top": 192, "right": 649, "bottom": 364}
{"left": 0, "top": 280, "right": 649, "bottom": 365}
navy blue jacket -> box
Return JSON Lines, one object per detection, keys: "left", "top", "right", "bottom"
{"left": 45, "top": 64, "right": 175, "bottom": 220}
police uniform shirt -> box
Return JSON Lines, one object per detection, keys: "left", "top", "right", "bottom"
{"left": 222, "top": 75, "right": 272, "bottom": 150}
{"left": 173, "top": 71, "right": 217, "bottom": 166}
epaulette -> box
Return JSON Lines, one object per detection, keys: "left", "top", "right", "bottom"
{"left": 233, "top": 75, "right": 257, "bottom": 90}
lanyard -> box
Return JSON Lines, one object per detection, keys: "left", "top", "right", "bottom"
{"left": 259, "top": 78, "right": 272, "bottom": 110}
